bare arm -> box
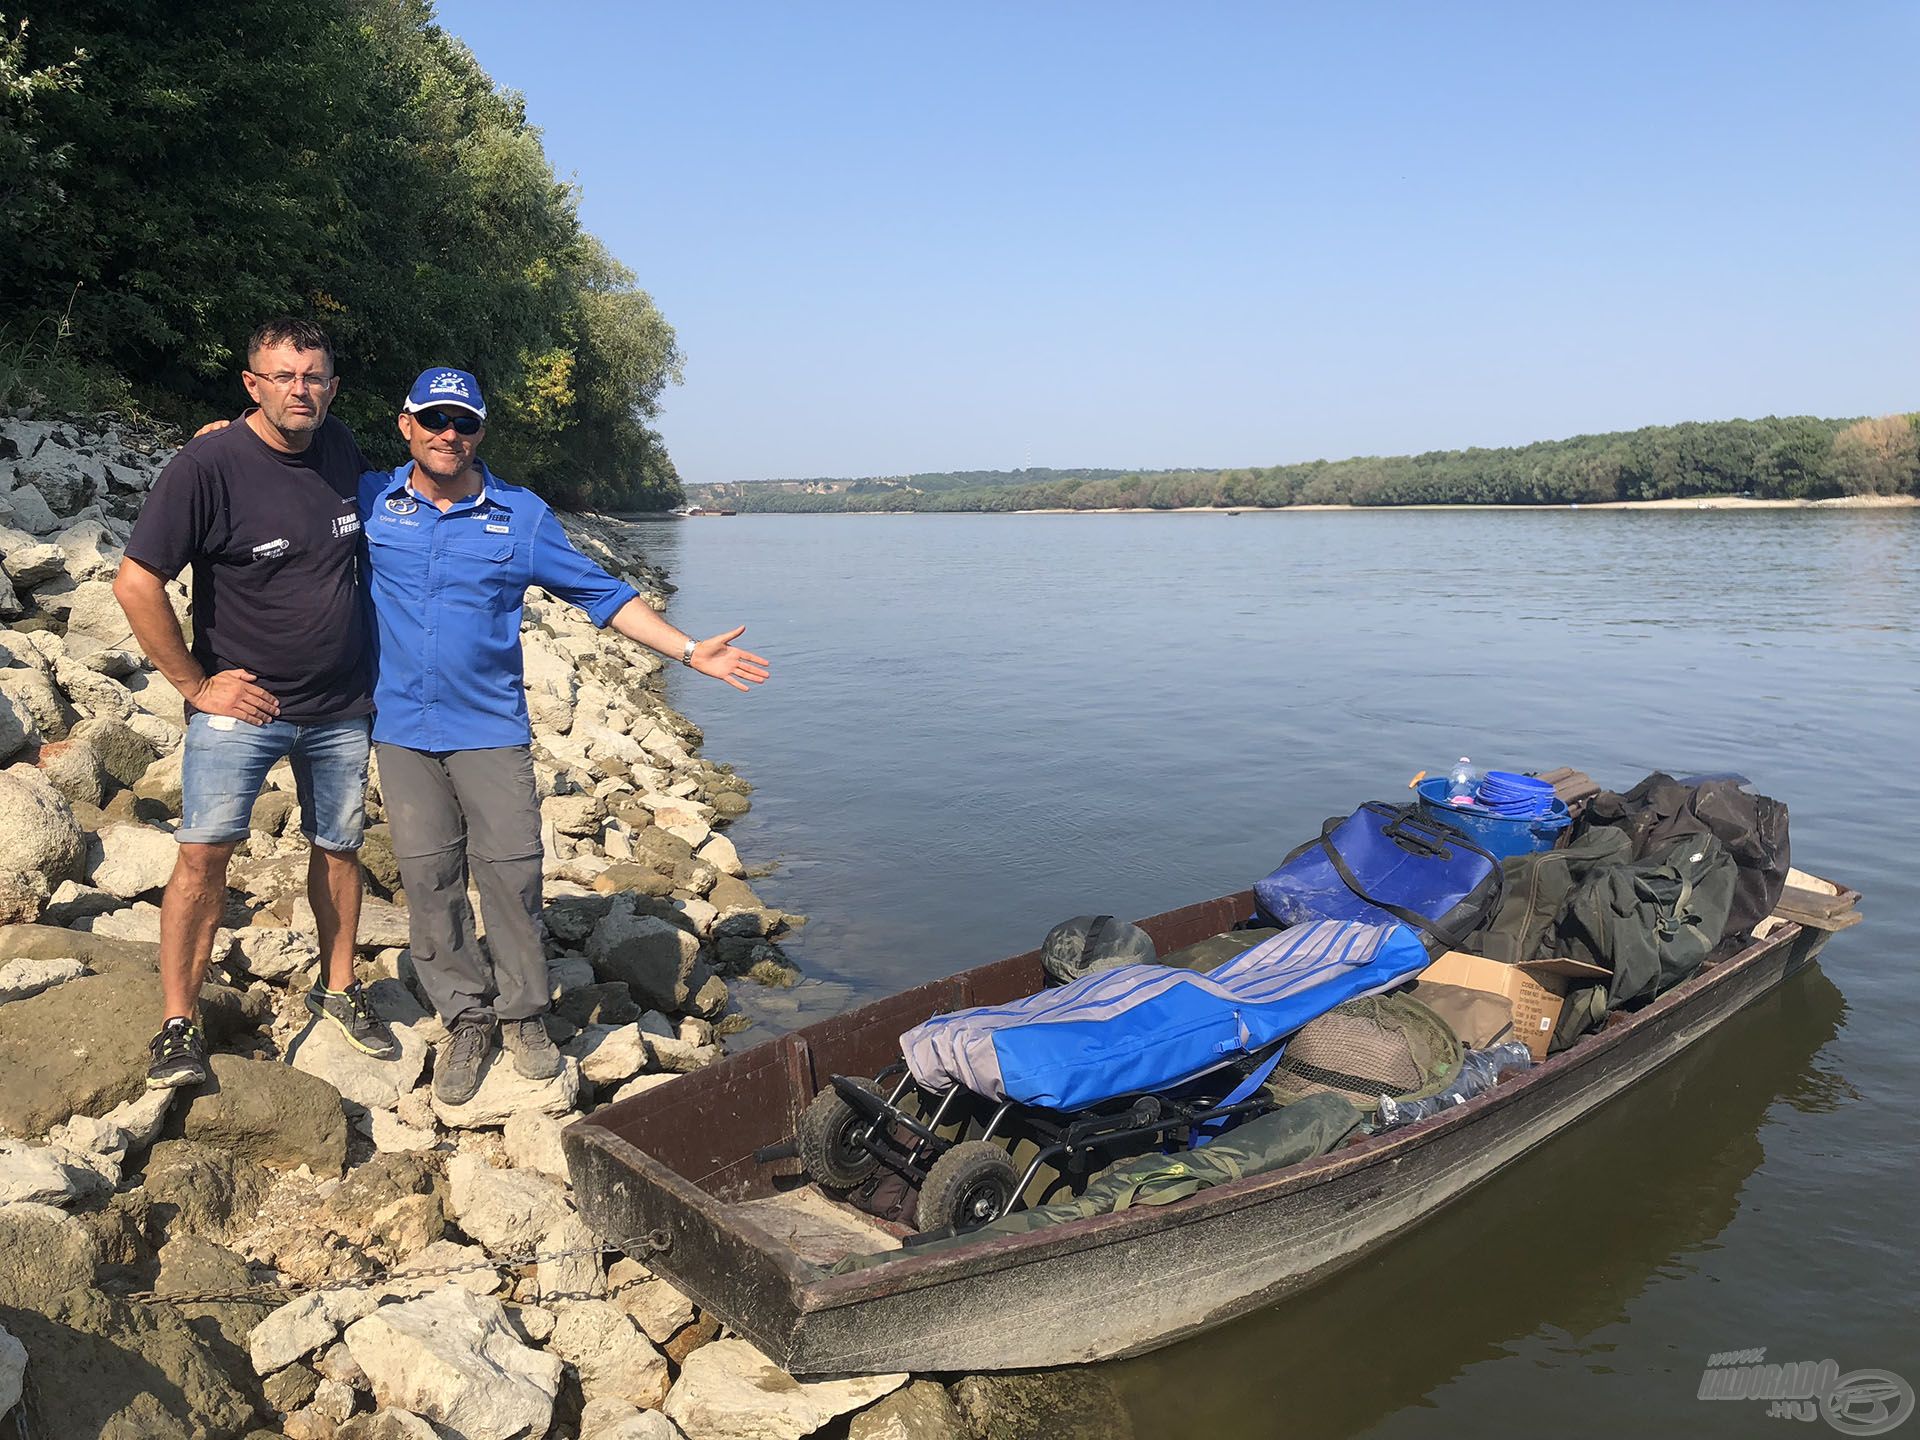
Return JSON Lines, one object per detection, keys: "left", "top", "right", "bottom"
{"left": 112, "top": 557, "right": 280, "bottom": 723}
{"left": 606, "top": 598, "right": 770, "bottom": 693}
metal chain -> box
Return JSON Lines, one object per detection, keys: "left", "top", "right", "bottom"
{"left": 122, "top": 1227, "right": 671, "bottom": 1307}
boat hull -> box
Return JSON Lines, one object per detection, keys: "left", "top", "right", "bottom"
{"left": 567, "top": 898, "right": 1844, "bottom": 1374}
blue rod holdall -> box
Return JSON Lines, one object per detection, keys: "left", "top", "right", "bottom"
{"left": 1254, "top": 801, "right": 1505, "bottom": 954}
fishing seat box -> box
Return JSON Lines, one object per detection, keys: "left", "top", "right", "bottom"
{"left": 1416, "top": 951, "right": 1605, "bottom": 1062}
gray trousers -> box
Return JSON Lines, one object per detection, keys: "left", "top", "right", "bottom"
{"left": 375, "top": 743, "right": 546, "bottom": 1025}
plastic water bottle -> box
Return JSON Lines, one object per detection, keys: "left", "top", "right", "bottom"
{"left": 1447, "top": 757, "right": 1479, "bottom": 806}
{"left": 1376, "top": 1042, "right": 1534, "bottom": 1129}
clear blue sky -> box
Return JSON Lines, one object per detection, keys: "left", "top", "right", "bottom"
{"left": 442, "top": 2, "right": 1918, "bottom": 485}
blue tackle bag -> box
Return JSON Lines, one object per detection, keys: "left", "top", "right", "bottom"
{"left": 1254, "top": 802, "right": 1504, "bottom": 954}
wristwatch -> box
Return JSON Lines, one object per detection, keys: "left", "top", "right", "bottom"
{"left": 678, "top": 637, "right": 697, "bottom": 667}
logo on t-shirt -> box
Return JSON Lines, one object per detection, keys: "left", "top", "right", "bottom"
{"left": 332, "top": 513, "right": 362, "bottom": 539}
{"left": 251, "top": 538, "right": 290, "bottom": 561}
{"left": 385, "top": 496, "right": 419, "bottom": 516}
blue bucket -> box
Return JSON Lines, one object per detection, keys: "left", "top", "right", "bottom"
{"left": 1415, "top": 778, "right": 1570, "bottom": 860}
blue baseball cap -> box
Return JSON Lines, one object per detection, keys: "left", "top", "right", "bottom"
{"left": 403, "top": 367, "right": 487, "bottom": 420}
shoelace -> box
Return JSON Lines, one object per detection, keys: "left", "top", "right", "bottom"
{"left": 448, "top": 1023, "right": 490, "bottom": 1065}
{"left": 341, "top": 984, "right": 379, "bottom": 1027}
{"left": 155, "top": 1023, "right": 201, "bottom": 1058}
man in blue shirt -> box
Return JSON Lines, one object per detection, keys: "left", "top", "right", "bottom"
{"left": 364, "top": 368, "right": 769, "bottom": 1103}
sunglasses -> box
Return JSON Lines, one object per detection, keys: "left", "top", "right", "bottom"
{"left": 410, "top": 408, "right": 483, "bottom": 436}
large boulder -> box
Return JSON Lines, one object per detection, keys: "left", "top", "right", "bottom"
{"left": 69, "top": 715, "right": 158, "bottom": 789}
{"left": 663, "top": 1339, "right": 907, "bottom": 1440}
{"left": 2, "top": 540, "right": 66, "bottom": 587}
{"left": 140, "top": 1139, "right": 274, "bottom": 1243}
{"left": 0, "top": 1200, "right": 101, "bottom": 1309}
{"left": 586, "top": 903, "right": 702, "bottom": 1012}
{"left": 0, "top": 922, "right": 158, "bottom": 972}
{"left": 0, "top": 1138, "right": 109, "bottom": 1207}
{"left": 849, "top": 1381, "right": 969, "bottom": 1440}
{"left": 61, "top": 578, "right": 136, "bottom": 648}
{"left": 0, "top": 1287, "right": 259, "bottom": 1440}
{"left": 547, "top": 1299, "right": 671, "bottom": 1409}
{"left": 445, "top": 1153, "right": 573, "bottom": 1256}
{"left": 53, "top": 517, "right": 121, "bottom": 582}
{"left": 89, "top": 822, "right": 180, "bottom": 899}
{"left": 175, "top": 1054, "right": 348, "bottom": 1175}
{"left": 0, "top": 765, "right": 84, "bottom": 920}
{"left": 0, "top": 690, "right": 33, "bottom": 764}
{"left": 431, "top": 1052, "right": 580, "bottom": 1130}
{"left": 0, "top": 961, "right": 257, "bottom": 1136}
{"left": 0, "top": 664, "right": 74, "bottom": 741}
{"left": 34, "top": 735, "right": 107, "bottom": 806}
{"left": 344, "top": 1288, "right": 563, "bottom": 1440}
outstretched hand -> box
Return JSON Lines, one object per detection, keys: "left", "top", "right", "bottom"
{"left": 689, "top": 626, "right": 770, "bottom": 692}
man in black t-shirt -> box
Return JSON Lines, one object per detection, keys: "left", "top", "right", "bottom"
{"left": 114, "top": 317, "right": 398, "bottom": 1087}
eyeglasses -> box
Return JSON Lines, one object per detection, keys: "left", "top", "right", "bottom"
{"left": 248, "top": 370, "right": 334, "bottom": 392}
{"left": 410, "top": 408, "right": 483, "bottom": 436}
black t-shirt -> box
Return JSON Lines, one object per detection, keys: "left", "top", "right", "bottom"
{"left": 123, "top": 415, "right": 374, "bottom": 724}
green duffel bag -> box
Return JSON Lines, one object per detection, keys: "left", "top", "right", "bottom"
{"left": 1468, "top": 825, "right": 1634, "bottom": 963}
{"left": 830, "top": 1092, "right": 1362, "bottom": 1273}
{"left": 1556, "top": 833, "right": 1738, "bottom": 1009}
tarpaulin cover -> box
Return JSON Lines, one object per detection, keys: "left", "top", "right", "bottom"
{"left": 899, "top": 920, "right": 1428, "bottom": 1110}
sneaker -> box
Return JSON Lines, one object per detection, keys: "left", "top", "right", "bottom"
{"left": 434, "top": 1014, "right": 496, "bottom": 1105}
{"left": 305, "top": 981, "right": 401, "bottom": 1060}
{"left": 147, "top": 1017, "right": 210, "bottom": 1089}
{"left": 502, "top": 1015, "right": 564, "bottom": 1081}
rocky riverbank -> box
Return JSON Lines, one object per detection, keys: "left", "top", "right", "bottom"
{"left": 0, "top": 413, "right": 1053, "bottom": 1440}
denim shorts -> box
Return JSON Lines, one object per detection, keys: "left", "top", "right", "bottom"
{"left": 177, "top": 713, "right": 371, "bottom": 850}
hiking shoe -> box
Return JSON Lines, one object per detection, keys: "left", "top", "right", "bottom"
{"left": 147, "top": 1018, "right": 210, "bottom": 1089}
{"left": 502, "top": 1015, "right": 564, "bottom": 1080}
{"left": 305, "top": 981, "right": 401, "bottom": 1059}
{"left": 434, "top": 1014, "right": 496, "bottom": 1105}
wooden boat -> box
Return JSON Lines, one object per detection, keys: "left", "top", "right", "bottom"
{"left": 565, "top": 874, "right": 1860, "bottom": 1375}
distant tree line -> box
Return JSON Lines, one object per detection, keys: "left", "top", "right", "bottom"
{"left": 0, "top": 2, "right": 682, "bottom": 509}
{"left": 691, "top": 415, "right": 1920, "bottom": 514}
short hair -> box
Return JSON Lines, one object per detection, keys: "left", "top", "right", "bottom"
{"left": 246, "top": 317, "right": 334, "bottom": 371}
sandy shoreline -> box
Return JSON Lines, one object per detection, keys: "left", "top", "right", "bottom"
{"left": 1007, "top": 494, "right": 1920, "bottom": 515}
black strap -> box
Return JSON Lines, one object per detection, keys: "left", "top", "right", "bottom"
{"left": 1316, "top": 806, "right": 1504, "bottom": 950}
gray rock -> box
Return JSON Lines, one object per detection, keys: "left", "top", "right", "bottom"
{"left": 46, "top": 1085, "right": 174, "bottom": 1173}
{"left": 0, "top": 664, "right": 74, "bottom": 740}
{"left": 132, "top": 747, "right": 184, "bottom": 813}
{"left": 231, "top": 924, "right": 317, "bottom": 982}
{"left": 0, "top": 954, "right": 87, "bottom": 1003}
{"left": 139, "top": 1139, "right": 274, "bottom": 1243}
{"left": 564, "top": 1022, "right": 650, "bottom": 1085}
{"left": 445, "top": 1153, "right": 572, "bottom": 1256}
{"left": 431, "top": 1051, "right": 580, "bottom": 1129}
{"left": 250, "top": 1292, "right": 345, "bottom": 1376}
{"left": 0, "top": 1138, "right": 108, "bottom": 1206}
{"left": 85, "top": 900, "right": 163, "bottom": 941}
{"left": 0, "top": 1200, "right": 101, "bottom": 1309}
{"left": 848, "top": 1380, "right": 969, "bottom": 1440}
{"left": 292, "top": 892, "right": 413, "bottom": 951}
{"left": 947, "top": 1372, "right": 1137, "bottom": 1440}
{"left": 536, "top": 1210, "right": 606, "bottom": 1303}
{"left": 53, "top": 517, "right": 121, "bottom": 581}
{"left": 15, "top": 452, "right": 98, "bottom": 513}
{"left": 287, "top": 980, "right": 430, "bottom": 1108}
{"left": 0, "top": 690, "right": 33, "bottom": 765}
{"left": 0, "top": 1287, "right": 258, "bottom": 1439}
{"left": 502, "top": 1110, "right": 569, "bottom": 1182}
{"left": 0, "top": 1320, "right": 24, "bottom": 1422}
{"left": 177, "top": 1054, "right": 348, "bottom": 1176}
{"left": 663, "top": 1339, "right": 908, "bottom": 1440}
{"left": 153, "top": 1233, "right": 253, "bottom": 1298}
{"left": 1, "top": 539, "right": 66, "bottom": 586}
{"left": 607, "top": 1257, "right": 696, "bottom": 1346}
{"left": 61, "top": 577, "right": 135, "bottom": 647}
{"left": 33, "top": 736, "right": 106, "bottom": 806}
{"left": 69, "top": 714, "right": 158, "bottom": 788}
{"left": 335, "top": 1410, "right": 441, "bottom": 1439}
{"left": 0, "top": 481, "right": 59, "bottom": 534}
{"left": 582, "top": 1397, "right": 686, "bottom": 1439}
{"left": 263, "top": 1361, "right": 321, "bottom": 1415}
{"left": 586, "top": 902, "right": 702, "bottom": 1013}
{"left": 0, "top": 963, "right": 253, "bottom": 1144}
{"left": 42, "top": 880, "right": 122, "bottom": 926}
{"left": 695, "top": 833, "right": 744, "bottom": 877}
{"left": 344, "top": 1288, "right": 563, "bottom": 1440}
{"left": 0, "top": 765, "right": 84, "bottom": 917}
{"left": 548, "top": 1299, "right": 671, "bottom": 1409}
{"left": 89, "top": 822, "right": 179, "bottom": 898}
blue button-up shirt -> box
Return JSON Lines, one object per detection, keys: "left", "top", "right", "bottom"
{"left": 359, "top": 462, "right": 639, "bottom": 750}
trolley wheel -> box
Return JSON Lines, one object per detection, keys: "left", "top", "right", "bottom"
{"left": 917, "top": 1141, "right": 1019, "bottom": 1234}
{"left": 796, "top": 1079, "right": 886, "bottom": 1188}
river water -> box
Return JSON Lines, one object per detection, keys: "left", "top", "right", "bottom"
{"left": 634, "top": 508, "right": 1917, "bottom": 1438}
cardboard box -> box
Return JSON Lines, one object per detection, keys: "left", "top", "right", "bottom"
{"left": 1419, "top": 950, "right": 1569, "bottom": 1061}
